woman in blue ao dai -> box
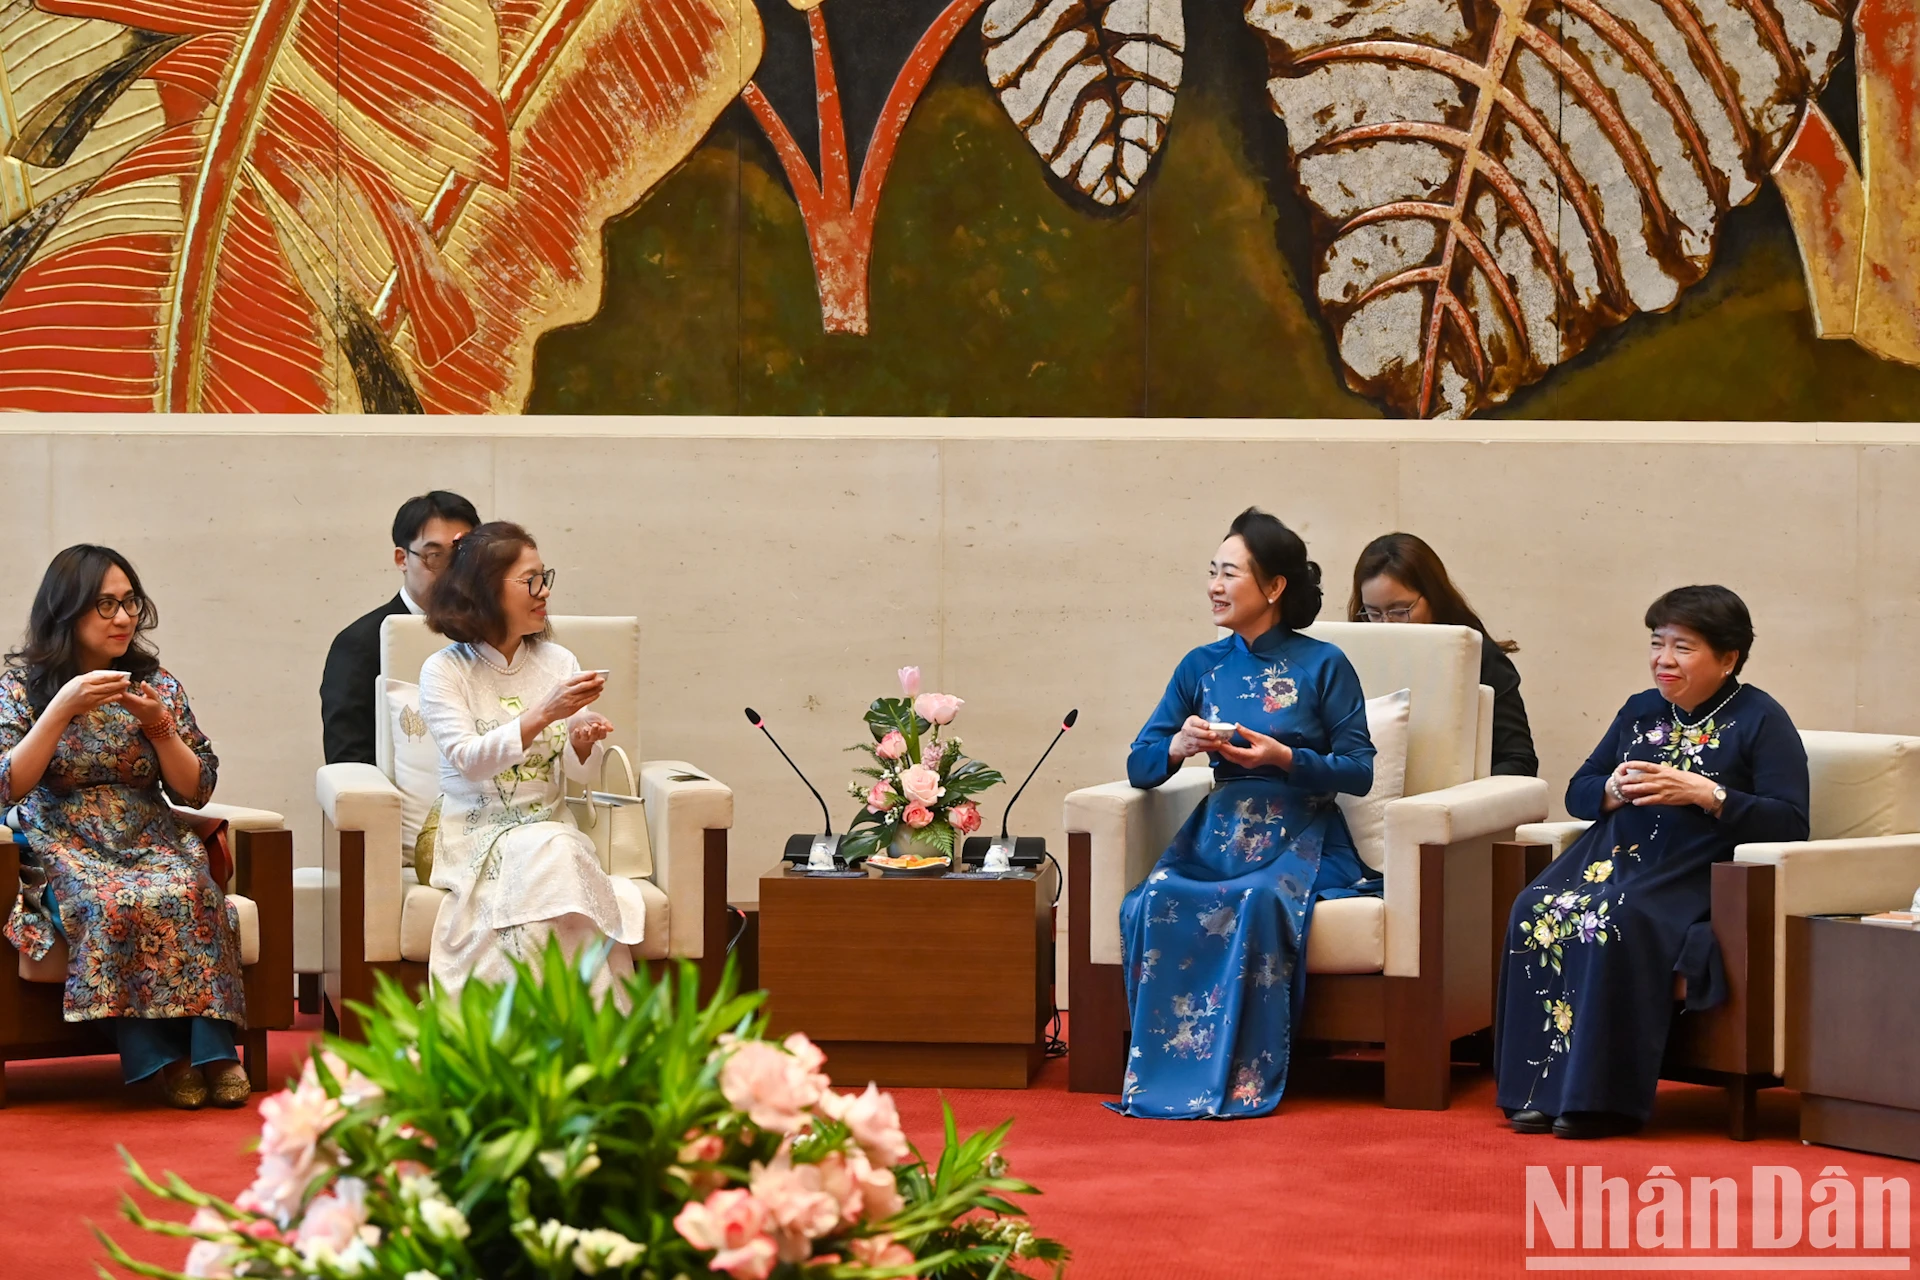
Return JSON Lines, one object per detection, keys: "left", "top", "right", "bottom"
{"left": 1115, "top": 509, "right": 1376, "bottom": 1119}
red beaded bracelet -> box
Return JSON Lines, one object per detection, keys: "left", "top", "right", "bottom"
{"left": 141, "top": 714, "right": 176, "bottom": 741}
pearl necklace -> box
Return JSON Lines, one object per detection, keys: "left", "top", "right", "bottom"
{"left": 472, "top": 641, "right": 524, "bottom": 676}
{"left": 1668, "top": 681, "right": 1739, "bottom": 729}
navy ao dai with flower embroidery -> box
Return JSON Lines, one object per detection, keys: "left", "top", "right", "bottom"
{"left": 1494, "top": 680, "right": 1808, "bottom": 1122}
{"left": 1115, "top": 627, "right": 1376, "bottom": 1118}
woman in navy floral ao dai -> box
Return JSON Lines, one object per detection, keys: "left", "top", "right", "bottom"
{"left": 1495, "top": 586, "right": 1808, "bottom": 1139}
{"left": 1114, "top": 509, "right": 1376, "bottom": 1119}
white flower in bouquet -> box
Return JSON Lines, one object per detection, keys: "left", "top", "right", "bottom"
{"left": 572, "top": 1227, "right": 646, "bottom": 1274}
{"left": 417, "top": 1192, "right": 472, "bottom": 1243}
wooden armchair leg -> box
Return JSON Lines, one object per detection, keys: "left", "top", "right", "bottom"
{"left": 1728, "top": 1075, "right": 1760, "bottom": 1141}
{"left": 1066, "top": 834, "right": 1130, "bottom": 1095}
{"left": 697, "top": 828, "right": 730, "bottom": 1004}
{"left": 298, "top": 973, "right": 322, "bottom": 1015}
{"left": 239, "top": 1027, "right": 270, "bottom": 1090}
{"left": 1384, "top": 842, "right": 1450, "bottom": 1110}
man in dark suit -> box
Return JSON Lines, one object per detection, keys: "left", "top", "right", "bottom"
{"left": 321, "top": 491, "right": 481, "bottom": 765}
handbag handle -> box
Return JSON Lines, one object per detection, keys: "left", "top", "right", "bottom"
{"left": 598, "top": 744, "right": 638, "bottom": 798}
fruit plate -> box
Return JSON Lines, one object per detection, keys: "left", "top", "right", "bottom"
{"left": 867, "top": 854, "right": 950, "bottom": 877}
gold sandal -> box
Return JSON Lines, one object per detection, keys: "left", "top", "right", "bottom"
{"left": 206, "top": 1061, "right": 252, "bottom": 1108}
{"left": 159, "top": 1062, "right": 208, "bottom": 1110}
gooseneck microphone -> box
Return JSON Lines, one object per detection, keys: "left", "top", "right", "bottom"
{"left": 999, "top": 708, "right": 1078, "bottom": 838}
{"left": 745, "top": 707, "right": 834, "bottom": 835}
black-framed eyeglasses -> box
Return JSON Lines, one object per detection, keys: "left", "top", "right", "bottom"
{"left": 92, "top": 595, "right": 145, "bottom": 621}
{"left": 514, "top": 569, "right": 556, "bottom": 597}
{"left": 405, "top": 545, "right": 449, "bottom": 571}
{"left": 1361, "top": 601, "right": 1422, "bottom": 623}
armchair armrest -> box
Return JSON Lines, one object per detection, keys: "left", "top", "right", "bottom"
{"left": 1064, "top": 769, "right": 1212, "bottom": 967}
{"left": 317, "top": 763, "right": 405, "bottom": 965}
{"left": 1733, "top": 833, "right": 1920, "bottom": 1074}
{"left": 640, "top": 761, "right": 732, "bottom": 961}
{"left": 176, "top": 802, "right": 287, "bottom": 832}
{"left": 1383, "top": 775, "right": 1550, "bottom": 978}
{"left": 1515, "top": 820, "right": 1592, "bottom": 858}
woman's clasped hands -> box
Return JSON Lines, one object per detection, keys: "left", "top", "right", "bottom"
{"left": 1609, "top": 760, "right": 1721, "bottom": 812}
{"left": 1171, "top": 715, "right": 1296, "bottom": 772}
{"left": 48, "top": 670, "right": 167, "bottom": 728}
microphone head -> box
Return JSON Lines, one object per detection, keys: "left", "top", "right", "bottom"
{"left": 1063, "top": 708, "right": 1080, "bottom": 729}
{"left": 744, "top": 708, "right": 762, "bottom": 727}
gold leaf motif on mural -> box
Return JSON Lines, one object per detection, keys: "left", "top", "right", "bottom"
{"left": 1251, "top": 0, "right": 1850, "bottom": 418}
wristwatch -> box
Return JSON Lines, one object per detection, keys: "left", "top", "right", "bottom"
{"left": 1710, "top": 785, "right": 1728, "bottom": 815}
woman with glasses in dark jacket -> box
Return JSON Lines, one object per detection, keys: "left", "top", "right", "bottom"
{"left": 0, "top": 546, "right": 247, "bottom": 1109}
{"left": 1349, "top": 532, "right": 1538, "bottom": 777}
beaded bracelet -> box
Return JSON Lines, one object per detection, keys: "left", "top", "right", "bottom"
{"left": 141, "top": 713, "right": 176, "bottom": 742}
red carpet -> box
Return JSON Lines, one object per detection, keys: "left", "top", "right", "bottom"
{"left": 3, "top": 1025, "right": 1915, "bottom": 1278}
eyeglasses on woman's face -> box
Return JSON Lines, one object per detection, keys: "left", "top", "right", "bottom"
{"left": 1361, "top": 602, "right": 1421, "bottom": 623}
{"left": 91, "top": 594, "right": 145, "bottom": 622}
{"left": 513, "top": 568, "right": 556, "bottom": 597}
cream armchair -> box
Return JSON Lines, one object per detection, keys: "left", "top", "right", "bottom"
{"left": 315, "top": 615, "right": 733, "bottom": 1038}
{"left": 2, "top": 803, "right": 293, "bottom": 1104}
{"left": 1066, "top": 622, "right": 1550, "bottom": 1109}
{"left": 1515, "top": 728, "right": 1920, "bottom": 1138}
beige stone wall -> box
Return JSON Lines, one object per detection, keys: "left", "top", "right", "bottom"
{"left": 2, "top": 423, "right": 1913, "bottom": 1000}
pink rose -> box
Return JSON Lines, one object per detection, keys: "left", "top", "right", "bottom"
{"left": 913, "top": 693, "right": 963, "bottom": 725}
{"left": 902, "top": 803, "right": 933, "bottom": 830}
{"left": 899, "top": 764, "right": 941, "bottom": 806}
{"left": 675, "top": 1189, "right": 778, "bottom": 1280}
{"left": 850, "top": 1234, "right": 918, "bottom": 1274}
{"left": 897, "top": 667, "right": 921, "bottom": 697}
{"left": 821, "top": 1082, "right": 912, "bottom": 1167}
{"left": 949, "top": 801, "right": 982, "bottom": 835}
{"left": 865, "top": 782, "right": 898, "bottom": 814}
{"left": 719, "top": 1036, "right": 829, "bottom": 1134}
{"left": 750, "top": 1150, "right": 840, "bottom": 1261}
{"left": 875, "top": 731, "right": 907, "bottom": 761}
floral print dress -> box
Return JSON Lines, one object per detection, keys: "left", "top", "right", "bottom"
{"left": 0, "top": 667, "right": 244, "bottom": 1024}
{"left": 1114, "top": 627, "right": 1376, "bottom": 1119}
{"left": 1494, "top": 680, "right": 1808, "bottom": 1122}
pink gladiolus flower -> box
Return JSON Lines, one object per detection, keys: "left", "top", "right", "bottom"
{"left": 876, "top": 731, "right": 907, "bottom": 761}
{"left": 902, "top": 803, "right": 934, "bottom": 830}
{"left": 913, "top": 693, "right": 963, "bottom": 725}
{"left": 821, "top": 1082, "right": 912, "bottom": 1167}
{"left": 850, "top": 1234, "right": 919, "bottom": 1274}
{"left": 183, "top": 1209, "right": 238, "bottom": 1279}
{"left": 719, "top": 1035, "right": 830, "bottom": 1134}
{"left": 865, "top": 781, "right": 898, "bottom": 814}
{"left": 897, "top": 667, "right": 921, "bottom": 697}
{"left": 949, "top": 801, "right": 982, "bottom": 835}
{"left": 899, "top": 765, "right": 941, "bottom": 806}
{"left": 294, "top": 1177, "right": 377, "bottom": 1269}
{"left": 675, "top": 1189, "right": 778, "bottom": 1280}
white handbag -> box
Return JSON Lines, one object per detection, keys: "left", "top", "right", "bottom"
{"left": 564, "top": 745, "right": 654, "bottom": 877}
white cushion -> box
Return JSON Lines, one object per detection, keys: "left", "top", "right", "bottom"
{"left": 1302, "top": 622, "right": 1481, "bottom": 797}
{"left": 382, "top": 678, "right": 440, "bottom": 860}
{"left": 1305, "top": 895, "right": 1384, "bottom": 973}
{"left": 293, "top": 865, "right": 324, "bottom": 973}
{"left": 399, "top": 871, "right": 444, "bottom": 963}
{"left": 1335, "top": 688, "right": 1410, "bottom": 872}
{"left": 1801, "top": 730, "right": 1920, "bottom": 840}
{"left": 631, "top": 878, "right": 671, "bottom": 961}
{"left": 396, "top": 873, "right": 671, "bottom": 964}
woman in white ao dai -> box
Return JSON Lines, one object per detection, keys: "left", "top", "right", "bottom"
{"left": 417, "top": 522, "right": 647, "bottom": 1003}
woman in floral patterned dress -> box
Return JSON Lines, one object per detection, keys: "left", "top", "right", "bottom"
{"left": 418, "top": 522, "right": 646, "bottom": 1003}
{"left": 1114, "top": 509, "right": 1376, "bottom": 1119}
{"left": 0, "top": 545, "right": 248, "bottom": 1109}
{"left": 1495, "top": 586, "right": 1808, "bottom": 1139}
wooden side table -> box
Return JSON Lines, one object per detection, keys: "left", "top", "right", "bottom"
{"left": 1786, "top": 914, "right": 1920, "bottom": 1161}
{"left": 758, "top": 867, "right": 1055, "bottom": 1088}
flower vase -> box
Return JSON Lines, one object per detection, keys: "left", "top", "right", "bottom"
{"left": 890, "top": 829, "right": 951, "bottom": 870}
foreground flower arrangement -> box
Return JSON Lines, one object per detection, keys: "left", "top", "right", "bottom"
{"left": 99, "top": 946, "right": 1066, "bottom": 1279}
{"left": 841, "top": 667, "right": 1004, "bottom": 865}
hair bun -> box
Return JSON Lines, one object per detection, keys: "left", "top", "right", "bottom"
{"left": 1304, "top": 559, "right": 1323, "bottom": 588}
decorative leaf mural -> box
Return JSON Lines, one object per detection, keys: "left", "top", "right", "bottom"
{"left": 0, "top": 0, "right": 760, "bottom": 411}
{"left": 981, "top": 0, "right": 1183, "bottom": 206}
{"left": 1250, "top": 0, "right": 1849, "bottom": 417}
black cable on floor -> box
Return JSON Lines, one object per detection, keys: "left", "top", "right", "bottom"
{"left": 725, "top": 904, "right": 749, "bottom": 953}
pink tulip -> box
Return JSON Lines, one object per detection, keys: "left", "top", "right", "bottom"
{"left": 902, "top": 803, "right": 934, "bottom": 830}
{"left": 875, "top": 731, "right": 907, "bottom": 761}
{"left": 865, "top": 782, "right": 898, "bottom": 814}
{"left": 949, "top": 801, "right": 982, "bottom": 835}
{"left": 899, "top": 765, "right": 941, "bottom": 806}
{"left": 913, "top": 693, "right": 963, "bottom": 725}
{"left": 897, "top": 667, "right": 921, "bottom": 697}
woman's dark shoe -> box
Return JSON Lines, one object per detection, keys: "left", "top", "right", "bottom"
{"left": 1506, "top": 1109, "right": 1553, "bottom": 1134}
{"left": 1552, "top": 1111, "right": 1642, "bottom": 1139}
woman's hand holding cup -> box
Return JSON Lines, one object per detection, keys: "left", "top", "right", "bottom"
{"left": 538, "top": 670, "right": 605, "bottom": 729}
{"left": 49, "top": 669, "right": 131, "bottom": 723}
{"left": 1170, "top": 715, "right": 1222, "bottom": 762}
